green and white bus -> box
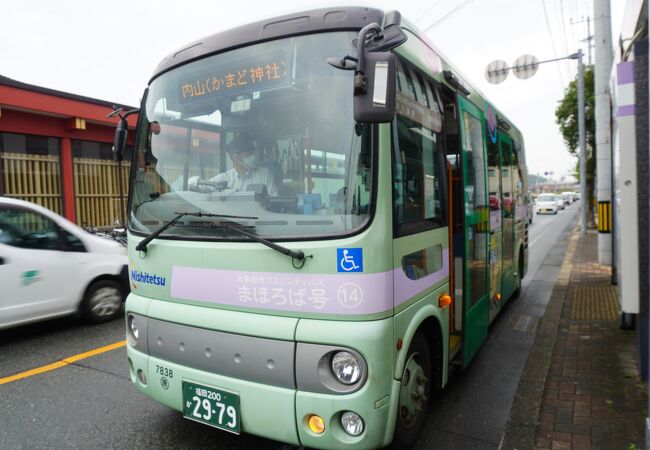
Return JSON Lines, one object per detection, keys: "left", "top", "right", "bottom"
{"left": 119, "top": 7, "right": 529, "bottom": 449}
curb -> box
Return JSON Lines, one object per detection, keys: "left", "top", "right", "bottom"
{"left": 498, "top": 227, "right": 580, "bottom": 450}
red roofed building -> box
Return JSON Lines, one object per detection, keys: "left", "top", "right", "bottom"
{"left": 0, "top": 75, "right": 138, "bottom": 227}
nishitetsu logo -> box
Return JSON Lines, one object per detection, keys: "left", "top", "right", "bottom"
{"left": 130, "top": 263, "right": 166, "bottom": 289}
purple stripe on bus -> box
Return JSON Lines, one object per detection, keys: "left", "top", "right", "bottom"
{"left": 617, "top": 62, "right": 634, "bottom": 85}
{"left": 618, "top": 105, "right": 635, "bottom": 116}
{"left": 171, "top": 266, "right": 393, "bottom": 315}
{"left": 170, "top": 254, "right": 450, "bottom": 315}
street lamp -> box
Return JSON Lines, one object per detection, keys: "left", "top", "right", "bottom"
{"left": 485, "top": 50, "right": 587, "bottom": 234}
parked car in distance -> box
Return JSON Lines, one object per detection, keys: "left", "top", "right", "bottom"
{"left": 536, "top": 193, "right": 559, "bottom": 214}
{"left": 0, "top": 197, "right": 128, "bottom": 330}
{"left": 560, "top": 191, "right": 574, "bottom": 206}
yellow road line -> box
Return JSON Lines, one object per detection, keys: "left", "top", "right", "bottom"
{"left": 0, "top": 340, "right": 126, "bottom": 386}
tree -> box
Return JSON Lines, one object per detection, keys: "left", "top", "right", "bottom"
{"left": 555, "top": 65, "right": 596, "bottom": 226}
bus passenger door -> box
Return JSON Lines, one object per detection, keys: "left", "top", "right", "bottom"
{"left": 487, "top": 132, "right": 503, "bottom": 323}
{"left": 457, "top": 97, "right": 489, "bottom": 368}
{"left": 499, "top": 133, "right": 517, "bottom": 300}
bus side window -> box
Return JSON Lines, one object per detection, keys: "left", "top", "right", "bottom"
{"left": 393, "top": 59, "right": 447, "bottom": 237}
{"left": 512, "top": 145, "right": 523, "bottom": 223}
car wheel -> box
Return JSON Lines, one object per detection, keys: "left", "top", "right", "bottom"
{"left": 391, "top": 332, "right": 432, "bottom": 449}
{"left": 82, "top": 279, "right": 123, "bottom": 323}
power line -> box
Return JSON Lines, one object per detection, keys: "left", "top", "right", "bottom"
{"left": 556, "top": 0, "right": 572, "bottom": 80}
{"left": 569, "top": 0, "right": 578, "bottom": 54}
{"left": 541, "top": 0, "right": 566, "bottom": 88}
{"left": 414, "top": 0, "right": 446, "bottom": 24}
{"left": 422, "top": 0, "right": 479, "bottom": 32}
{"left": 570, "top": 16, "right": 594, "bottom": 65}
{"left": 556, "top": 0, "right": 570, "bottom": 55}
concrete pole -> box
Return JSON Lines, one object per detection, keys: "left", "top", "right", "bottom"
{"left": 578, "top": 49, "right": 587, "bottom": 235}
{"left": 595, "top": 0, "right": 613, "bottom": 263}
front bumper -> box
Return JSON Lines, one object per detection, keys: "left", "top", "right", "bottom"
{"left": 128, "top": 347, "right": 397, "bottom": 449}
{"left": 126, "top": 297, "right": 396, "bottom": 449}
{"left": 128, "top": 346, "right": 300, "bottom": 444}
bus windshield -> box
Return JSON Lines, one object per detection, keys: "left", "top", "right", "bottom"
{"left": 129, "top": 31, "right": 372, "bottom": 240}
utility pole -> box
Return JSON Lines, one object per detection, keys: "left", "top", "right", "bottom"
{"left": 594, "top": 0, "right": 613, "bottom": 264}
{"left": 585, "top": 17, "right": 594, "bottom": 65}
{"left": 570, "top": 17, "right": 594, "bottom": 65}
{"left": 577, "top": 49, "right": 587, "bottom": 235}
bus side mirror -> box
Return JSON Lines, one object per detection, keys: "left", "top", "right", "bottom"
{"left": 108, "top": 107, "right": 139, "bottom": 162}
{"left": 328, "top": 20, "right": 405, "bottom": 123}
{"left": 113, "top": 117, "right": 128, "bottom": 162}
{"left": 353, "top": 51, "right": 396, "bottom": 123}
{"left": 352, "top": 21, "right": 404, "bottom": 123}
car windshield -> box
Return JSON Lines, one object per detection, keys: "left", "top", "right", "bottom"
{"left": 129, "top": 32, "right": 372, "bottom": 240}
{"left": 538, "top": 194, "right": 556, "bottom": 202}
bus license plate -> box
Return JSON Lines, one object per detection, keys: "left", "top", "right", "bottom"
{"left": 182, "top": 380, "right": 241, "bottom": 434}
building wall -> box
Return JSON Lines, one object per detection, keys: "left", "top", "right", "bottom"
{"left": 0, "top": 82, "right": 136, "bottom": 228}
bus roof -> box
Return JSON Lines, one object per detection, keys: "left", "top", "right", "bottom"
{"left": 151, "top": 6, "right": 384, "bottom": 82}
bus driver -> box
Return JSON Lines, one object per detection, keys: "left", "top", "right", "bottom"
{"left": 188, "top": 133, "right": 278, "bottom": 196}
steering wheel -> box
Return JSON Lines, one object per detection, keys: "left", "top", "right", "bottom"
{"left": 190, "top": 179, "right": 226, "bottom": 193}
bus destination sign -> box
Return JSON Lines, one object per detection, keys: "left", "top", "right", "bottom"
{"left": 177, "top": 52, "right": 292, "bottom": 105}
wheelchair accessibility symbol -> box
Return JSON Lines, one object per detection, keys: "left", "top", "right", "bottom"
{"left": 337, "top": 248, "right": 363, "bottom": 273}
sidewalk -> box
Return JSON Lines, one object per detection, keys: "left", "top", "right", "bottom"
{"left": 501, "top": 230, "right": 647, "bottom": 449}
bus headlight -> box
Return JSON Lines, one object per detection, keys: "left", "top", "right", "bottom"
{"left": 331, "top": 351, "right": 361, "bottom": 385}
{"left": 341, "top": 411, "right": 364, "bottom": 436}
{"left": 127, "top": 314, "right": 139, "bottom": 346}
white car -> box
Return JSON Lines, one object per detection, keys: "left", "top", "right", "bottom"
{"left": 536, "top": 193, "right": 559, "bottom": 214}
{"left": 560, "top": 191, "right": 574, "bottom": 206}
{"left": 0, "top": 197, "right": 128, "bottom": 330}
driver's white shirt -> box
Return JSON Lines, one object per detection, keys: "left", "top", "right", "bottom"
{"left": 210, "top": 166, "right": 278, "bottom": 196}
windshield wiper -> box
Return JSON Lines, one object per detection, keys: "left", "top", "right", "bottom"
{"left": 219, "top": 221, "right": 305, "bottom": 261}
{"left": 135, "top": 211, "right": 257, "bottom": 252}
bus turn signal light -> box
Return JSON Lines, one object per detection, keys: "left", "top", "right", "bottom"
{"left": 439, "top": 294, "right": 452, "bottom": 308}
{"left": 307, "top": 414, "right": 325, "bottom": 434}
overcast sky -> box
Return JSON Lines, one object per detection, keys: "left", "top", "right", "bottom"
{"left": 1, "top": 0, "right": 626, "bottom": 179}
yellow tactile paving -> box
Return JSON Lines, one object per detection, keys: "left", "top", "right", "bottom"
{"left": 571, "top": 285, "right": 619, "bottom": 320}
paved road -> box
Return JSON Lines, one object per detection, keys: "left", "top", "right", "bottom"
{"left": 0, "top": 203, "right": 580, "bottom": 449}
{"left": 412, "top": 202, "right": 580, "bottom": 449}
